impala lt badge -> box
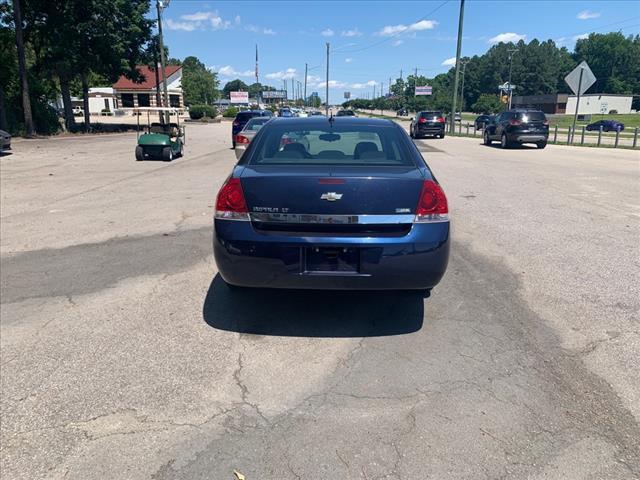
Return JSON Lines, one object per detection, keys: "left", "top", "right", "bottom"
{"left": 320, "top": 192, "right": 343, "bottom": 201}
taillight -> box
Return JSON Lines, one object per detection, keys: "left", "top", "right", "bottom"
{"left": 418, "top": 117, "right": 427, "bottom": 123}
{"left": 215, "top": 177, "right": 249, "bottom": 221}
{"left": 281, "top": 136, "right": 294, "bottom": 145}
{"left": 232, "top": 120, "right": 240, "bottom": 127}
{"left": 415, "top": 180, "right": 449, "bottom": 223}
{"left": 508, "top": 119, "right": 522, "bottom": 126}
{"left": 437, "top": 117, "right": 446, "bottom": 123}
{"left": 235, "top": 135, "right": 250, "bottom": 145}
{"left": 543, "top": 119, "right": 549, "bottom": 126}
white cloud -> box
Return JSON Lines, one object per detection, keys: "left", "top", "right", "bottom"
{"left": 265, "top": 68, "right": 297, "bottom": 80}
{"left": 376, "top": 19, "right": 437, "bottom": 36}
{"left": 350, "top": 80, "right": 377, "bottom": 89}
{"left": 341, "top": 28, "right": 362, "bottom": 37}
{"left": 321, "top": 28, "right": 335, "bottom": 37}
{"left": 577, "top": 10, "right": 600, "bottom": 20}
{"left": 181, "top": 12, "right": 212, "bottom": 21}
{"left": 317, "top": 80, "right": 348, "bottom": 89}
{"left": 217, "top": 66, "right": 255, "bottom": 78}
{"left": 305, "top": 75, "right": 323, "bottom": 87}
{"left": 235, "top": 15, "right": 241, "bottom": 25}
{"left": 573, "top": 33, "right": 589, "bottom": 41}
{"left": 441, "top": 57, "right": 457, "bottom": 66}
{"left": 345, "top": 58, "right": 354, "bottom": 63}
{"left": 165, "top": 19, "right": 198, "bottom": 31}
{"left": 210, "top": 16, "right": 231, "bottom": 30}
{"left": 169, "top": 11, "right": 234, "bottom": 31}
{"left": 392, "top": 39, "right": 404, "bottom": 46}
{"left": 246, "top": 25, "right": 277, "bottom": 35}
{"left": 488, "top": 32, "right": 526, "bottom": 44}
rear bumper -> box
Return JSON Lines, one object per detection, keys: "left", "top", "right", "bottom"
{"left": 511, "top": 134, "right": 547, "bottom": 143}
{"left": 213, "top": 219, "right": 450, "bottom": 290}
{"left": 416, "top": 125, "right": 445, "bottom": 135}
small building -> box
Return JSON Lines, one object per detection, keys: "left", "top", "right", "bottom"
{"left": 112, "top": 65, "right": 183, "bottom": 109}
{"left": 511, "top": 94, "right": 569, "bottom": 114}
{"left": 565, "top": 94, "right": 632, "bottom": 115}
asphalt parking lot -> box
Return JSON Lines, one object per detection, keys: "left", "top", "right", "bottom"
{"left": 1, "top": 122, "right": 639, "bottom": 479}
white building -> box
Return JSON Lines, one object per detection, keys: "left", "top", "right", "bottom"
{"left": 565, "top": 94, "right": 632, "bottom": 115}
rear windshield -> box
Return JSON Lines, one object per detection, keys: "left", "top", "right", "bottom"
{"left": 247, "top": 124, "right": 414, "bottom": 166}
{"left": 420, "top": 111, "right": 443, "bottom": 119}
{"left": 517, "top": 112, "right": 546, "bottom": 122}
{"left": 337, "top": 110, "right": 355, "bottom": 116}
{"left": 236, "top": 112, "right": 260, "bottom": 122}
{"left": 244, "top": 118, "right": 270, "bottom": 131}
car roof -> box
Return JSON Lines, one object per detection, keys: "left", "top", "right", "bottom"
{"left": 265, "top": 117, "right": 395, "bottom": 128}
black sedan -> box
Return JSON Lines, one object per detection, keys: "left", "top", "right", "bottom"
{"left": 410, "top": 111, "right": 446, "bottom": 139}
{"left": 586, "top": 120, "right": 624, "bottom": 132}
{"left": 474, "top": 115, "right": 493, "bottom": 130}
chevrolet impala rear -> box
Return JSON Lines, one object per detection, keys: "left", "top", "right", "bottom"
{"left": 213, "top": 117, "right": 450, "bottom": 294}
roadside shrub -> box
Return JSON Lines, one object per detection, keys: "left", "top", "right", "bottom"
{"left": 608, "top": 109, "right": 618, "bottom": 114}
{"left": 32, "top": 103, "right": 61, "bottom": 135}
{"left": 223, "top": 107, "right": 238, "bottom": 118}
{"left": 189, "top": 104, "right": 218, "bottom": 120}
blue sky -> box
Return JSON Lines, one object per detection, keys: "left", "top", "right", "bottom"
{"left": 161, "top": 0, "right": 640, "bottom": 103}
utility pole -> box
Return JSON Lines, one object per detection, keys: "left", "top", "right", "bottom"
{"left": 507, "top": 48, "right": 518, "bottom": 109}
{"left": 291, "top": 77, "right": 294, "bottom": 102}
{"left": 400, "top": 68, "right": 403, "bottom": 80}
{"left": 373, "top": 84, "right": 376, "bottom": 99}
{"left": 156, "top": 0, "right": 170, "bottom": 124}
{"left": 388, "top": 77, "right": 392, "bottom": 95}
{"left": 304, "top": 63, "right": 308, "bottom": 106}
{"left": 450, "top": 0, "right": 465, "bottom": 134}
{"left": 325, "top": 42, "right": 330, "bottom": 116}
{"left": 570, "top": 66, "right": 585, "bottom": 144}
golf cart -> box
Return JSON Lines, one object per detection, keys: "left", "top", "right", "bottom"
{"left": 134, "top": 107, "right": 185, "bottom": 161}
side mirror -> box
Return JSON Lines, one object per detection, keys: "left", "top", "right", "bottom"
{"left": 410, "top": 117, "right": 414, "bottom": 122}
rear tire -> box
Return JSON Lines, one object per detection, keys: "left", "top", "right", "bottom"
{"left": 439, "top": 133, "right": 445, "bottom": 139}
{"left": 162, "top": 146, "right": 173, "bottom": 162}
{"left": 483, "top": 131, "right": 492, "bottom": 146}
{"left": 536, "top": 141, "right": 547, "bottom": 149}
{"left": 500, "top": 133, "right": 510, "bottom": 149}
{"left": 135, "top": 146, "right": 144, "bottom": 161}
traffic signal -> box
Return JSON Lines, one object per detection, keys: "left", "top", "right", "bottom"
{"left": 501, "top": 95, "right": 508, "bottom": 104}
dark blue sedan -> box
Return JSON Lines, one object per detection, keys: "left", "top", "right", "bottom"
{"left": 213, "top": 117, "right": 450, "bottom": 295}
{"left": 586, "top": 120, "right": 625, "bottom": 132}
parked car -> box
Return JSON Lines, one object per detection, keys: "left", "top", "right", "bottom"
{"left": 278, "top": 108, "right": 293, "bottom": 118}
{"left": 474, "top": 114, "right": 493, "bottom": 130}
{"left": 213, "top": 117, "right": 450, "bottom": 295}
{"left": 336, "top": 109, "right": 356, "bottom": 117}
{"left": 397, "top": 108, "right": 408, "bottom": 117}
{"left": 586, "top": 120, "right": 625, "bottom": 132}
{"left": 234, "top": 116, "right": 272, "bottom": 160}
{"left": 232, "top": 110, "right": 272, "bottom": 148}
{"left": 309, "top": 111, "right": 324, "bottom": 116}
{"left": 0, "top": 129, "right": 11, "bottom": 152}
{"left": 483, "top": 109, "right": 549, "bottom": 149}
{"left": 409, "top": 111, "right": 446, "bottom": 139}
{"left": 72, "top": 106, "right": 84, "bottom": 117}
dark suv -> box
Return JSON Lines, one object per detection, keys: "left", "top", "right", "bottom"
{"left": 483, "top": 110, "right": 549, "bottom": 149}
{"left": 232, "top": 110, "right": 272, "bottom": 147}
{"left": 410, "top": 111, "right": 446, "bottom": 139}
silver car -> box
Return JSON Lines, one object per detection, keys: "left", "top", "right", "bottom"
{"left": 234, "top": 117, "right": 272, "bottom": 160}
{"left": 0, "top": 130, "right": 11, "bottom": 152}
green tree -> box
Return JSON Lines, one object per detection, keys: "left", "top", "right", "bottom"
{"left": 222, "top": 79, "right": 248, "bottom": 98}
{"left": 471, "top": 93, "right": 503, "bottom": 113}
{"left": 182, "top": 55, "right": 219, "bottom": 106}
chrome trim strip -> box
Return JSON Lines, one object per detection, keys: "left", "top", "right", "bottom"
{"left": 249, "top": 213, "right": 416, "bottom": 224}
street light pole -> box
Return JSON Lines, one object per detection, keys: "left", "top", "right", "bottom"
{"left": 325, "top": 42, "right": 330, "bottom": 116}
{"left": 459, "top": 60, "right": 468, "bottom": 114}
{"left": 450, "top": 0, "right": 465, "bottom": 134}
{"left": 156, "top": 0, "right": 170, "bottom": 123}
{"left": 304, "top": 63, "right": 308, "bottom": 107}
{"left": 507, "top": 48, "right": 518, "bottom": 109}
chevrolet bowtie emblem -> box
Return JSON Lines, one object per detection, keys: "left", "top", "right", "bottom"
{"left": 320, "top": 192, "right": 343, "bottom": 201}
